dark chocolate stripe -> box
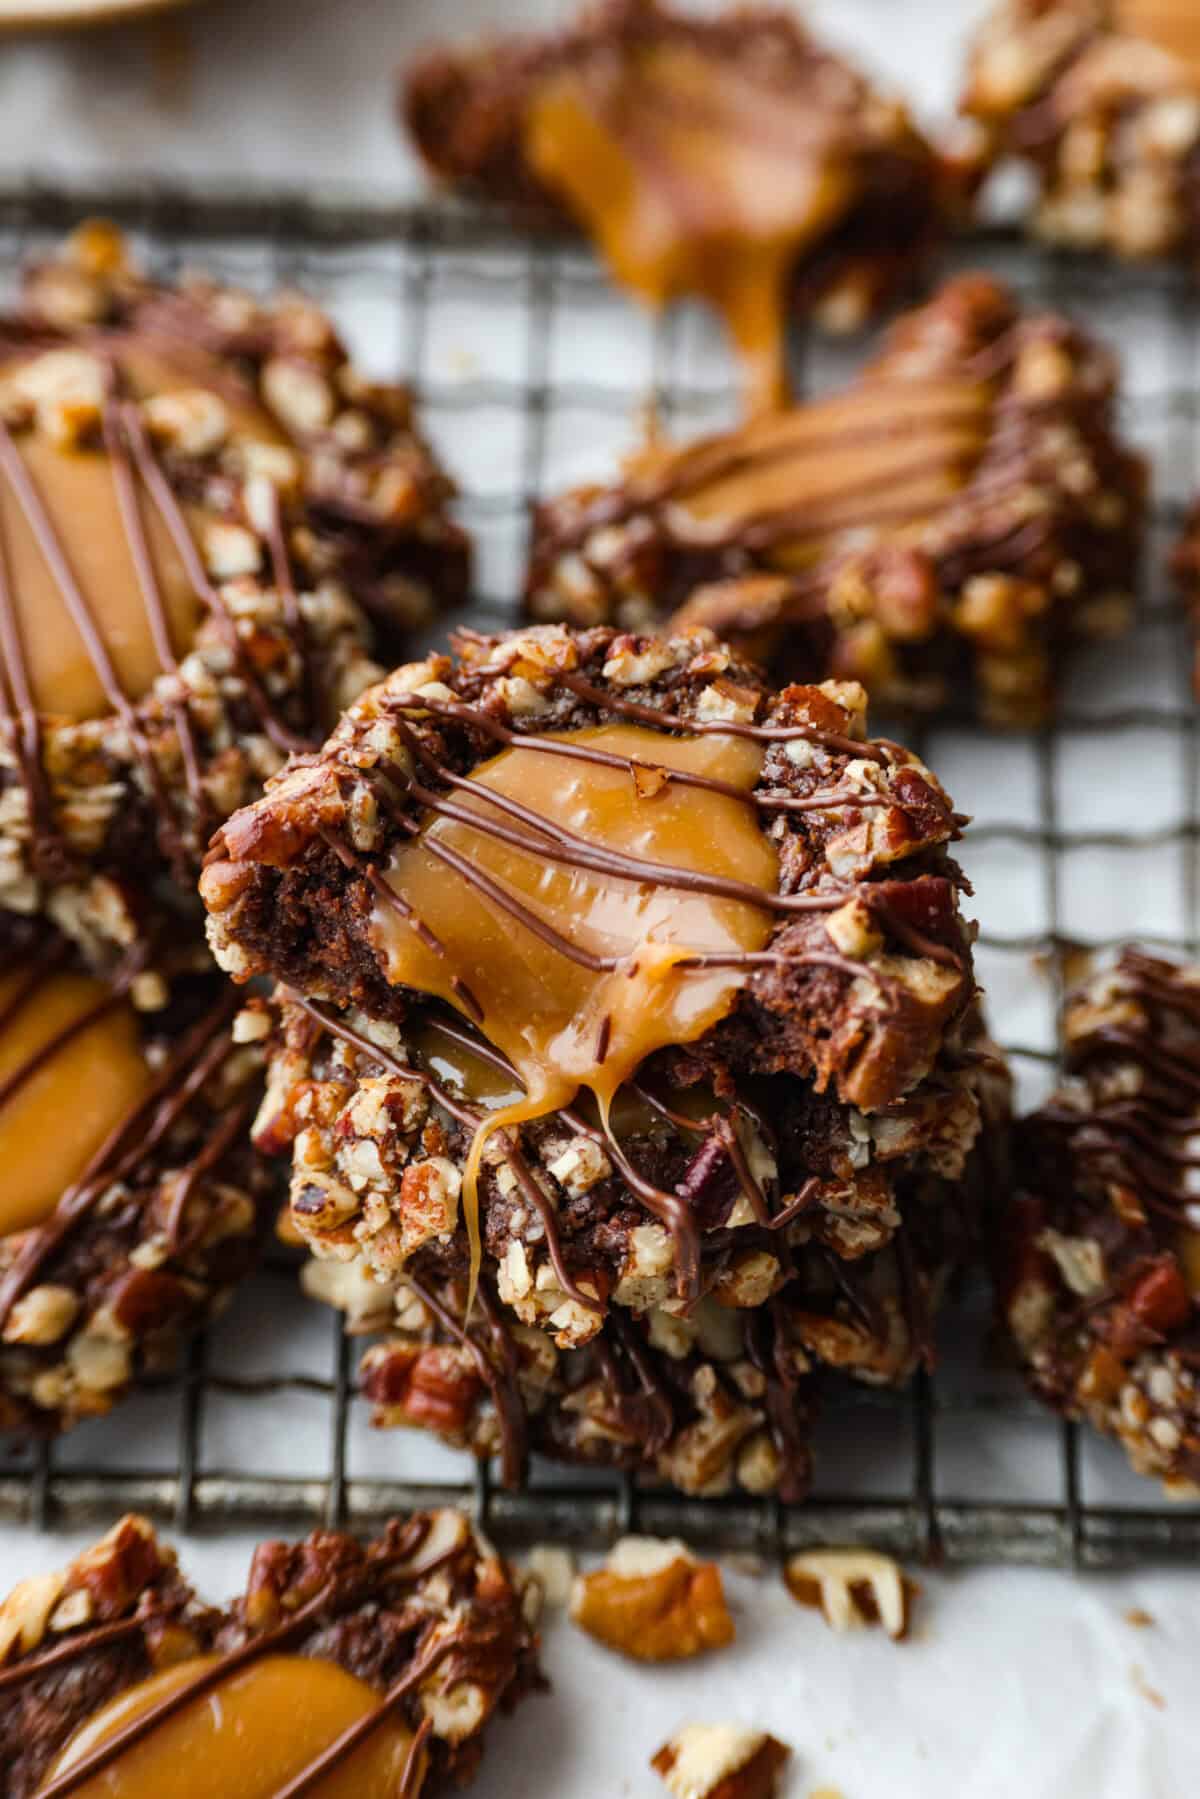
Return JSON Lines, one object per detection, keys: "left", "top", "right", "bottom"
{"left": 103, "top": 396, "right": 210, "bottom": 842}
{"left": 0, "top": 492, "right": 66, "bottom": 879}
{"left": 423, "top": 832, "right": 621, "bottom": 974}
{"left": 1045, "top": 950, "right": 1200, "bottom": 1216}
{"left": 713, "top": 1113, "right": 773, "bottom": 1228}
{"left": 0, "top": 933, "right": 71, "bottom": 1035}
{"left": 294, "top": 996, "right": 597, "bottom": 1325}
{"left": 270, "top": 1645, "right": 447, "bottom": 1799}
{"left": 502, "top": 1134, "right": 605, "bottom": 1314}
{"left": 380, "top": 688, "right": 892, "bottom": 803}
{"left": 675, "top": 948, "right": 901, "bottom": 1005}
{"left": 557, "top": 670, "right": 887, "bottom": 759}
{"left": 382, "top": 690, "right": 763, "bottom": 805}
{"left": 396, "top": 758, "right": 841, "bottom": 918}
{"left": 0, "top": 984, "right": 126, "bottom": 1117}
{"left": 0, "top": 1616, "right": 145, "bottom": 1694}
{"left": 122, "top": 410, "right": 313, "bottom": 758}
{"left": 404, "top": 1270, "right": 528, "bottom": 1488}
{"left": 319, "top": 826, "right": 452, "bottom": 964}
{"left": 284, "top": 990, "right": 479, "bottom": 1132}
{"left": 162, "top": 1091, "right": 258, "bottom": 1253}
{"left": 258, "top": 472, "right": 319, "bottom": 725}
{"left": 539, "top": 387, "right": 987, "bottom": 555}
{"left": 597, "top": 1109, "right": 701, "bottom": 1299}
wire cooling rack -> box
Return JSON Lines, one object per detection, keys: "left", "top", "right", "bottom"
{"left": 0, "top": 179, "right": 1197, "bottom": 1569}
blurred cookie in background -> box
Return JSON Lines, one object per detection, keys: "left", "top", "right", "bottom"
{"left": 959, "top": 0, "right": 1200, "bottom": 263}
{"left": 527, "top": 275, "right": 1144, "bottom": 727}
{"left": 404, "top": 0, "right": 950, "bottom": 409}
{"left": 0, "top": 223, "right": 468, "bottom": 967}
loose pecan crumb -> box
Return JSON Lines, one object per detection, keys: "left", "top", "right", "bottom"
{"left": 652, "top": 1723, "right": 790, "bottom": 1799}
{"left": 570, "top": 1537, "right": 735, "bottom": 1663}
{"left": 783, "top": 1547, "right": 914, "bottom": 1640}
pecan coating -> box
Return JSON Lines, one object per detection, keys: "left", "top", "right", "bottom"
{"left": 349, "top": 1178, "right": 983, "bottom": 1500}
{"left": 960, "top": 0, "right": 1200, "bottom": 266}
{"left": 1003, "top": 948, "right": 1200, "bottom": 1491}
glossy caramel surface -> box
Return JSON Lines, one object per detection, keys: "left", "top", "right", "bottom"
{"left": 43, "top": 1654, "right": 420, "bottom": 1798}
{"left": 374, "top": 722, "right": 775, "bottom": 1125}
{"left": 0, "top": 969, "right": 152, "bottom": 1237}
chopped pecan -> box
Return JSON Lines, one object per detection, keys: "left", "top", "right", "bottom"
{"left": 359, "top": 1340, "right": 484, "bottom": 1436}
{"left": 570, "top": 1537, "right": 735, "bottom": 1662}
{"left": 652, "top": 1723, "right": 790, "bottom": 1799}
{"left": 784, "top": 1547, "right": 914, "bottom": 1640}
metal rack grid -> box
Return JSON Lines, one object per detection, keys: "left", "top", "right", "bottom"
{"left": 0, "top": 179, "right": 1197, "bottom": 1570}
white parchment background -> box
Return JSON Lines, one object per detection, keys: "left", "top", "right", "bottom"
{"left": 1, "top": 3, "right": 1199, "bottom": 1796}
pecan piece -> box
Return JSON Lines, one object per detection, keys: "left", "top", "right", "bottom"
{"left": 652, "top": 1723, "right": 790, "bottom": 1799}
{"left": 783, "top": 1547, "right": 914, "bottom": 1640}
{"left": 570, "top": 1537, "right": 734, "bottom": 1662}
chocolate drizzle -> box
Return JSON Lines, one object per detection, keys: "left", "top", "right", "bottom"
{"left": 0, "top": 1615, "right": 145, "bottom": 1695}
{"left": 33, "top": 1513, "right": 462, "bottom": 1799}
{"left": 0, "top": 349, "right": 325, "bottom": 894}
{"left": 352, "top": 683, "right": 953, "bottom": 1009}
{"left": 0, "top": 494, "right": 67, "bottom": 883}
{"left": 1041, "top": 950, "right": 1200, "bottom": 1221}
{"left": 0, "top": 415, "right": 189, "bottom": 884}
{"left": 265, "top": 669, "right": 970, "bottom": 1344}
{"left": 405, "top": 1269, "right": 529, "bottom": 1488}
{"left": 102, "top": 395, "right": 210, "bottom": 847}
{"left": 389, "top": 739, "right": 854, "bottom": 920}
{"left": 534, "top": 379, "right": 988, "bottom": 568}
{"left": 121, "top": 405, "right": 315, "bottom": 759}
{"left": 378, "top": 684, "right": 889, "bottom": 793}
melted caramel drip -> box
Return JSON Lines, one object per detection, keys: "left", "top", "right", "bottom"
{"left": 43, "top": 1655, "right": 421, "bottom": 1799}
{"left": 627, "top": 374, "right": 990, "bottom": 566}
{"left": 1117, "top": 0, "right": 1200, "bottom": 74}
{"left": 0, "top": 968, "right": 152, "bottom": 1237}
{"left": 524, "top": 43, "right": 860, "bottom": 410}
{"left": 371, "top": 723, "right": 777, "bottom": 1293}
{"left": 0, "top": 338, "right": 280, "bottom": 721}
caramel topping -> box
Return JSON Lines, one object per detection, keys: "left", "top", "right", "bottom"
{"left": 0, "top": 339, "right": 279, "bottom": 722}
{"left": 1117, "top": 0, "right": 1200, "bottom": 74}
{"left": 0, "top": 431, "right": 200, "bottom": 721}
{"left": 43, "top": 1655, "right": 421, "bottom": 1799}
{"left": 372, "top": 722, "right": 777, "bottom": 1286}
{"left": 0, "top": 968, "right": 152, "bottom": 1238}
{"left": 524, "top": 44, "right": 860, "bottom": 409}
{"left": 627, "top": 375, "right": 990, "bottom": 563}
